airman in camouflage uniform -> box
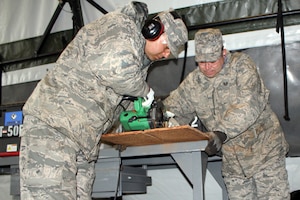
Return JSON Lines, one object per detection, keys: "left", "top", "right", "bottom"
{"left": 19, "top": 1, "right": 188, "bottom": 199}
{"left": 163, "top": 28, "right": 290, "bottom": 199}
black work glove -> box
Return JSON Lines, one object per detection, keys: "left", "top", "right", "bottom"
{"left": 205, "top": 131, "right": 227, "bottom": 156}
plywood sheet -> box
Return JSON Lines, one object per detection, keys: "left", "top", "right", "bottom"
{"left": 101, "top": 125, "right": 209, "bottom": 146}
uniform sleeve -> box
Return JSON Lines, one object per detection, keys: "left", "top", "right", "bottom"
{"left": 91, "top": 41, "right": 149, "bottom": 97}
{"left": 77, "top": 14, "right": 150, "bottom": 98}
{"left": 163, "top": 73, "right": 198, "bottom": 125}
{"left": 216, "top": 54, "right": 269, "bottom": 138}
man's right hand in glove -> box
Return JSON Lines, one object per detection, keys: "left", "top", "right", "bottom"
{"left": 205, "top": 131, "right": 227, "bottom": 156}
{"left": 142, "top": 88, "right": 155, "bottom": 108}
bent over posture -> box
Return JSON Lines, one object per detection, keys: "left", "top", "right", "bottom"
{"left": 163, "top": 28, "right": 289, "bottom": 200}
{"left": 19, "top": 1, "right": 188, "bottom": 199}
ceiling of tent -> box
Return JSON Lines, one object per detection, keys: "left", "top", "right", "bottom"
{"left": 1, "top": 0, "right": 300, "bottom": 72}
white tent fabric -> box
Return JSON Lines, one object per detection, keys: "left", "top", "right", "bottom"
{"left": 2, "top": 24, "right": 300, "bottom": 87}
{"left": 0, "top": 0, "right": 221, "bottom": 44}
{"left": 1, "top": 0, "right": 299, "bottom": 45}
{"left": 1, "top": 1, "right": 300, "bottom": 199}
{"left": 1, "top": 0, "right": 300, "bottom": 86}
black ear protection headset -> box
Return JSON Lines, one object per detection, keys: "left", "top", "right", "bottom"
{"left": 142, "top": 11, "right": 181, "bottom": 41}
{"left": 142, "top": 18, "right": 164, "bottom": 41}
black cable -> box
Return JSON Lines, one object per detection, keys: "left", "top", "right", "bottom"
{"left": 276, "top": 0, "right": 290, "bottom": 121}
{"left": 180, "top": 42, "right": 188, "bottom": 83}
{"left": 102, "top": 97, "right": 131, "bottom": 134}
{"left": 180, "top": 14, "right": 188, "bottom": 83}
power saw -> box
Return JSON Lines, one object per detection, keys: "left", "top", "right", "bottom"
{"left": 119, "top": 96, "right": 167, "bottom": 131}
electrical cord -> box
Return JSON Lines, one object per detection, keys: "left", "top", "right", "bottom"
{"left": 102, "top": 97, "right": 134, "bottom": 197}
{"left": 102, "top": 97, "right": 130, "bottom": 134}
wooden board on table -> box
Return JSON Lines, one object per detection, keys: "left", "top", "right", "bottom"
{"left": 101, "top": 125, "right": 209, "bottom": 147}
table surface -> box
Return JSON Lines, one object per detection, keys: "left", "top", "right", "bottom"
{"left": 101, "top": 125, "right": 209, "bottom": 147}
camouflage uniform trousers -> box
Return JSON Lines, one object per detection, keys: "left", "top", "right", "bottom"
{"left": 223, "top": 153, "right": 290, "bottom": 200}
{"left": 19, "top": 115, "right": 96, "bottom": 200}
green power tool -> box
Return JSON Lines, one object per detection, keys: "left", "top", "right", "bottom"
{"left": 120, "top": 97, "right": 165, "bottom": 131}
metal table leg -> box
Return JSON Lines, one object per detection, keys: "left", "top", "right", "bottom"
{"left": 172, "top": 151, "right": 208, "bottom": 200}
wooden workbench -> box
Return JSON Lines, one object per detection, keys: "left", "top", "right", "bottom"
{"left": 101, "top": 125, "right": 209, "bottom": 146}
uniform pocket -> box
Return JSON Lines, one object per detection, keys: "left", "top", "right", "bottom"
{"left": 235, "top": 128, "right": 258, "bottom": 148}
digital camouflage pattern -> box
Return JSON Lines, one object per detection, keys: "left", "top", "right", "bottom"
{"left": 224, "top": 154, "right": 289, "bottom": 200}
{"left": 163, "top": 51, "right": 290, "bottom": 199}
{"left": 20, "top": 115, "right": 95, "bottom": 199}
{"left": 22, "top": 2, "right": 151, "bottom": 161}
{"left": 158, "top": 10, "right": 188, "bottom": 58}
{"left": 20, "top": 1, "right": 189, "bottom": 198}
{"left": 20, "top": 2, "right": 152, "bottom": 199}
{"left": 194, "top": 28, "right": 223, "bottom": 62}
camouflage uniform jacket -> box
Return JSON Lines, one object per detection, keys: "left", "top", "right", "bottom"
{"left": 22, "top": 2, "right": 151, "bottom": 161}
{"left": 163, "top": 51, "right": 289, "bottom": 177}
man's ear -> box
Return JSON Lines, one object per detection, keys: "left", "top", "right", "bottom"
{"left": 222, "top": 49, "right": 226, "bottom": 57}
